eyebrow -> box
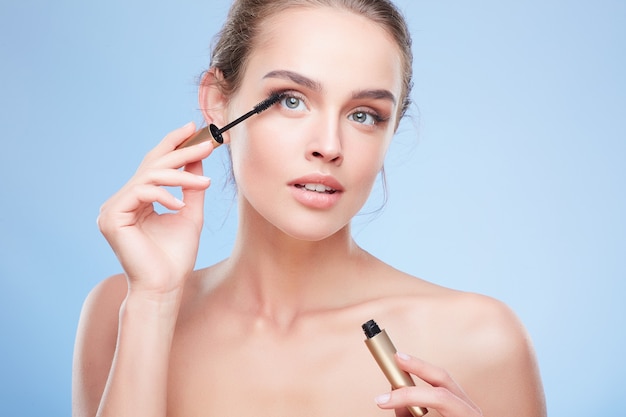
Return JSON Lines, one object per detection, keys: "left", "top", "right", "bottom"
{"left": 352, "top": 89, "right": 397, "bottom": 105}
{"left": 263, "top": 69, "right": 397, "bottom": 105}
{"left": 263, "top": 70, "right": 323, "bottom": 92}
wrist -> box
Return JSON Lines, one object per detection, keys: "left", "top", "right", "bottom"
{"left": 122, "top": 287, "right": 183, "bottom": 320}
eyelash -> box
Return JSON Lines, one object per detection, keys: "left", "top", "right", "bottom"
{"left": 350, "top": 109, "right": 388, "bottom": 126}
{"left": 269, "top": 89, "right": 389, "bottom": 126}
{"left": 277, "top": 90, "right": 307, "bottom": 111}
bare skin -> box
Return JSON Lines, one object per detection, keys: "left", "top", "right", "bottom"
{"left": 75, "top": 239, "right": 545, "bottom": 417}
{"left": 72, "top": 6, "right": 546, "bottom": 417}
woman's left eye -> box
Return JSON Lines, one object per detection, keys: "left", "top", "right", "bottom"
{"left": 280, "top": 94, "right": 307, "bottom": 111}
{"left": 348, "top": 111, "right": 380, "bottom": 126}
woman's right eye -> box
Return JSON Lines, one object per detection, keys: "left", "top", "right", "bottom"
{"left": 280, "top": 94, "right": 307, "bottom": 111}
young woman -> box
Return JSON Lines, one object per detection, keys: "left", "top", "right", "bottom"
{"left": 72, "top": 1, "right": 546, "bottom": 416}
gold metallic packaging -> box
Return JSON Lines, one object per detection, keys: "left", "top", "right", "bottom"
{"left": 363, "top": 320, "right": 428, "bottom": 417}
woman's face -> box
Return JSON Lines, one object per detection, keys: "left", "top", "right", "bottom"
{"left": 225, "top": 6, "right": 404, "bottom": 241}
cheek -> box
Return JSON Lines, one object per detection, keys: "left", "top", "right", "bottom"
{"left": 348, "top": 141, "right": 388, "bottom": 182}
{"left": 352, "top": 163, "right": 383, "bottom": 206}
{"left": 229, "top": 124, "right": 290, "bottom": 193}
{"left": 341, "top": 146, "right": 388, "bottom": 213}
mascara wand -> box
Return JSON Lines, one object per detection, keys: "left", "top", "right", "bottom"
{"left": 177, "top": 92, "right": 284, "bottom": 149}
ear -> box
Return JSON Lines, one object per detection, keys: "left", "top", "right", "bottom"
{"left": 198, "top": 69, "right": 230, "bottom": 143}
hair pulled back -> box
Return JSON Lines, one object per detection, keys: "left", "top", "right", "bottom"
{"left": 210, "top": 0, "right": 413, "bottom": 119}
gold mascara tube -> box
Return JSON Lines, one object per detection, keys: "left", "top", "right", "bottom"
{"left": 176, "top": 125, "right": 222, "bottom": 149}
{"left": 362, "top": 319, "right": 428, "bottom": 416}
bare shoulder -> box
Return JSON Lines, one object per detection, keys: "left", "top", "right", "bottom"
{"left": 386, "top": 269, "right": 537, "bottom": 367}
{"left": 430, "top": 290, "right": 546, "bottom": 416}
{"left": 74, "top": 272, "right": 128, "bottom": 347}
{"left": 373, "top": 265, "right": 532, "bottom": 356}
{"left": 373, "top": 267, "right": 546, "bottom": 416}
{"left": 72, "top": 274, "right": 128, "bottom": 416}
{"left": 433, "top": 288, "right": 531, "bottom": 356}
{"left": 76, "top": 273, "right": 128, "bottom": 335}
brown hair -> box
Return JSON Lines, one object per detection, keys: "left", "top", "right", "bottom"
{"left": 210, "top": 0, "right": 413, "bottom": 120}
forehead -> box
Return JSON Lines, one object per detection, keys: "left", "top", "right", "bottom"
{"left": 243, "top": 6, "right": 403, "bottom": 96}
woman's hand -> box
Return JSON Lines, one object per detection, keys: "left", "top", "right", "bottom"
{"left": 97, "top": 122, "right": 215, "bottom": 297}
{"left": 375, "top": 352, "right": 483, "bottom": 417}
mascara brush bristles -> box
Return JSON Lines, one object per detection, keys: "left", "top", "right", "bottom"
{"left": 254, "top": 92, "right": 284, "bottom": 113}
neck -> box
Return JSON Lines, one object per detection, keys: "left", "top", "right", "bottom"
{"left": 220, "top": 199, "right": 372, "bottom": 330}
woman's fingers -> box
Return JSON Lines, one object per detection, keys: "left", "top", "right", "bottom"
{"left": 375, "top": 385, "right": 481, "bottom": 417}
{"left": 142, "top": 122, "right": 217, "bottom": 167}
{"left": 179, "top": 160, "right": 209, "bottom": 224}
{"left": 95, "top": 123, "right": 218, "bottom": 295}
{"left": 108, "top": 168, "right": 210, "bottom": 209}
{"left": 374, "top": 353, "right": 482, "bottom": 417}
{"left": 99, "top": 164, "right": 211, "bottom": 233}
{"left": 395, "top": 353, "right": 471, "bottom": 403}
{"left": 143, "top": 139, "right": 215, "bottom": 172}
{"left": 133, "top": 167, "right": 211, "bottom": 190}
{"left": 98, "top": 185, "right": 180, "bottom": 233}
{"left": 142, "top": 122, "right": 197, "bottom": 162}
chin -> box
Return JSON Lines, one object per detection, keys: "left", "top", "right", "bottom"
{"left": 259, "top": 211, "right": 351, "bottom": 243}
{"left": 239, "top": 193, "right": 359, "bottom": 243}
{"left": 277, "top": 220, "right": 350, "bottom": 243}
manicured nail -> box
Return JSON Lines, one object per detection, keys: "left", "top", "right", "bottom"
{"left": 375, "top": 393, "right": 391, "bottom": 404}
{"left": 196, "top": 175, "right": 211, "bottom": 182}
{"left": 396, "top": 351, "right": 411, "bottom": 361}
{"left": 174, "top": 197, "right": 185, "bottom": 207}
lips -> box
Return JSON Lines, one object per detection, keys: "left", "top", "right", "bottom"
{"left": 295, "top": 183, "right": 337, "bottom": 194}
{"left": 288, "top": 175, "right": 344, "bottom": 209}
{"left": 289, "top": 175, "right": 344, "bottom": 193}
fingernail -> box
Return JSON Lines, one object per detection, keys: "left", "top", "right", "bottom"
{"left": 182, "top": 121, "right": 193, "bottom": 129}
{"left": 174, "top": 197, "right": 185, "bottom": 207}
{"left": 196, "top": 175, "right": 211, "bottom": 182}
{"left": 375, "top": 393, "right": 391, "bottom": 404}
{"left": 396, "top": 351, "right": 411, "bottom": 361}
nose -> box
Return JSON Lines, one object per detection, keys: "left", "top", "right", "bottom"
{"left": 306, "top": 115, "right": 343, "bottom": 165}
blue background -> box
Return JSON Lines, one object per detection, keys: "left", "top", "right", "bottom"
{"left": 1, "top": 0, "right": 624, "bottom": 415}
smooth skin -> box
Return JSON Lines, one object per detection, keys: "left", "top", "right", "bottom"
{"left": 72, "top": 6, "right": 546, "bottom": 417}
